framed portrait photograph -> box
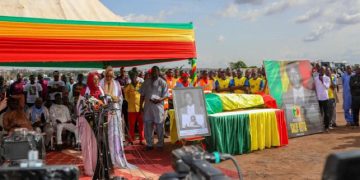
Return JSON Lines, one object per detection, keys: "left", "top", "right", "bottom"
{"left": 264, "top": 60, "right": 323, "bottom": 137}
{"left": 173, "top": 87, "right": 211, "bottom": 139}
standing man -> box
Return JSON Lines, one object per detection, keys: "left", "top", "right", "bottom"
{"left": 139, "top": 66, "right": 168, "bottom": 150}
{"left": 9, "top": 73, "right": 25, "bottom": 110}
{"left": 197, "top": 70, "right": 214, "bottom": 94}
{"left": 24, "top": 75, "right": 43, "bottom": 108}
{"left": 165, "top": 69, "right": 177, "bottom": 109}
{"left": 342, "top": 66, "right": 354, "bottom": 126}
{"left": 350, "top": 66, "right": 360, "bottom": 127}
{"left": 124, "top": 71, "right": 144, "bottom": 145}
{"left": 72, "top": 74, "right": 86, "bottom": 105}
{"left": 116, "top": 67, "right": 129, "bottom": 132}
{"left": 249, "top": 70, "right": 264, "bottom": 94}
{"left": 176, "top": 72, "right": 192, "bottom": 88}
{"left": 231, "top": 69, "right": 249, "bottom": 94}
{"left": 314, "top": 67, "right": 331, "bottom": 132}
{"left": 174, "top": 68, "right": 180, "bottom": 81}
{"left": 68, "top": 77, "right": 76, "bottom": 105}
{"left": 215, "top": 70, "right": 232, "bottom": 93}
{"left": 48, "top": 71, "right": 65, "bottom": 102}
{"left": 38, "top": 74, "right": 48, "bottom": 101}
{"left": 326, "top": 68, "right": 337, "bottom": 128}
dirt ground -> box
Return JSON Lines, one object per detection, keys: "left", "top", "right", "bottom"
{"left": 215, "top": 88, "right": 360, "bottom": 180}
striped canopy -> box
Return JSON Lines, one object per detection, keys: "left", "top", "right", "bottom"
{"left": 0, "top": 16, "right": 197, "bottom": 68}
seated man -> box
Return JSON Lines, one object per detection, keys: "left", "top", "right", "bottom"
{"left": 50, "top": 94, "right": 79, "bottom": 150}
{"left": 3, "top": 97, "right": 33, "bottom": 133}
{"left": 27, "top": 97, "right": 54, "bottom": 147}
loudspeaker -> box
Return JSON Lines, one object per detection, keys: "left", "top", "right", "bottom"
{"left": 322, "top": 151, "right": 360, "bottom": 180}
{"left": 0, "top": 165, "right": 79, "bottom": 180}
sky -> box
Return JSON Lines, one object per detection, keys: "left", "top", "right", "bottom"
{"left": 101, "top": 0, "right": 360, "bottom": 68}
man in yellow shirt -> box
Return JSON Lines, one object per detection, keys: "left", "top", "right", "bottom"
{"left": 215, "top": 70, "right": 233, "bottom": 93}
{"left": 231, "top": 69, "right": 249, "bottom": 94}
{"left": 124, "top": 71, "right": 144, "bottom": 145}
{"left": 249, "top": 70, "right": 264, "bottom": 94}
{"left": 326, "top": 68, "right": 337, "bottom": 128}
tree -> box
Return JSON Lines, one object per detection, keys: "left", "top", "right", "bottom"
{"left": 229, "top": 60, "right": 247, "bottom": 69}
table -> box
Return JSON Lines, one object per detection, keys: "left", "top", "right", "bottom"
{"left": 206, "top": 109, "right": 288, "bottom": 154}
{"left": 169, "top": 109, "right": 288, "bottom": 155}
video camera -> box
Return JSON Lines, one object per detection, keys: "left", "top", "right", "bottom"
{"left": 160, "top": 145, "right": 242, "bottom": 180}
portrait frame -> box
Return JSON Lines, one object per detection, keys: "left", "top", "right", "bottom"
{"left": 172, "top": 87, "right": 211, "bottom": 139}
{"left": 264, "top": 60, "right": 324, "bottom": 138}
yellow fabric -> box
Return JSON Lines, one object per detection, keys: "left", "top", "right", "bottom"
{"left": 249, "top": 110, "right": 280, "bottom": 151}
{"left": 328, "top": 88, "right": 334, "bottom": 99}
{"left": 216, "top": 93, "right": 264, "bottom": 111}
{"left": 169, "top": 109, "right": 179, "bottom": 144}
{"left": 216, "top": 78, "right": 231, "bottom": 93}
{"left": 328, "top": 75, "right": 335, "bottom": 99}
{"left": 233, "top": 77, "right": 247, "bottom": 94}
{"left": 249, "top": 78, "right": 262, "bottom": 94}
{"left": 0, "top": 21, "right": 195, "bottom": 42}
{"left": 124, "top": 83, "right": 141, "bottom": 113}
{"left": 281, "top": 62, "right": 290, "bottom": 92}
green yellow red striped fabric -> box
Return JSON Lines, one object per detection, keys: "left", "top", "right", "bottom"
{"left": 0, "top": 16, "right": 197, "bottom": 68}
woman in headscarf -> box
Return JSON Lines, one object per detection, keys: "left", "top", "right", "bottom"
{"left": 100, "top": 66, "right": 134, "bottom": 169}
{"left": 77, "top": 72, "right": 103, "bottom": 176}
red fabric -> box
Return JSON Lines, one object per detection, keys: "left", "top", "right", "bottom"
{"left": 258, "top": 93, "right": 278, "bottom": 108}
{"left": 81, "top": 72, "right": 102, "bottom": 99}
{"left": 0, "top": 37, "right": 196, "bottom": 61}
{"left": 298, "top": 60, "right": 313, "bottom": 89}
{"left": 128, "top": 112, "right": 144, "bottom": 142}
{"left": 275, "top": 110, "right": 289, "bottom": 146}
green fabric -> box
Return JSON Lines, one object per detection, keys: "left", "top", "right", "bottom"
{"left": 0, "top": 15, "right": 193, "bottom": 30}
{"left": 0, "top": 59, "right": 182, "bottom": 68}
{"left": 205, "top": 94, "right": 223, "bottom": 114}
{"left": 263, "top": 60, "right": 283, "bottom": 107}
{"left": 206, "top": 113, "right": 251, "bottom": 154}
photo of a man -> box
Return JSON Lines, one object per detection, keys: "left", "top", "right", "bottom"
{"left": 179, "top": 91, "right": 204, "bottom": 115}
{"left": 173, "top": 88, "right": 210, "bottom": 138}
{"left": 264, "top": 60, "right": 323, "bottom": 137}
{"left": 186, "top": 115, "right": 202, "bottom": 129}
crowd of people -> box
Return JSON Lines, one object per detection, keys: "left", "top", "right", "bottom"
{"left": 0, "top": 63, "right": 359, "bottom": 175}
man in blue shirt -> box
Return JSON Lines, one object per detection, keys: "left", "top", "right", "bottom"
{"left": 342, "top": 66, "right": 354, "bottom": 126}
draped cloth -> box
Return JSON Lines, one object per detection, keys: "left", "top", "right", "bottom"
{"left": 205, "top": 109, "right": 288, "bottom": 155}
{"left": 100, "top": 79, "right": 136, "bottom": 169}
{"left": 77, "top": 96, "right": 98, "bottom": 176}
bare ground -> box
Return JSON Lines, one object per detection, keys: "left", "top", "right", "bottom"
{"left": 215, "top": 89, "right": 360, "bottom": 180}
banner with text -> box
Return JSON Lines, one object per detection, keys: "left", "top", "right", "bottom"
{"left": 264, "top": 60, "right": 323, "bottom": 137}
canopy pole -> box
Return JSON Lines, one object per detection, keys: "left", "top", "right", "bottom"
{"left": 189, "top": 58, "right": 197, "bottom": 86}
